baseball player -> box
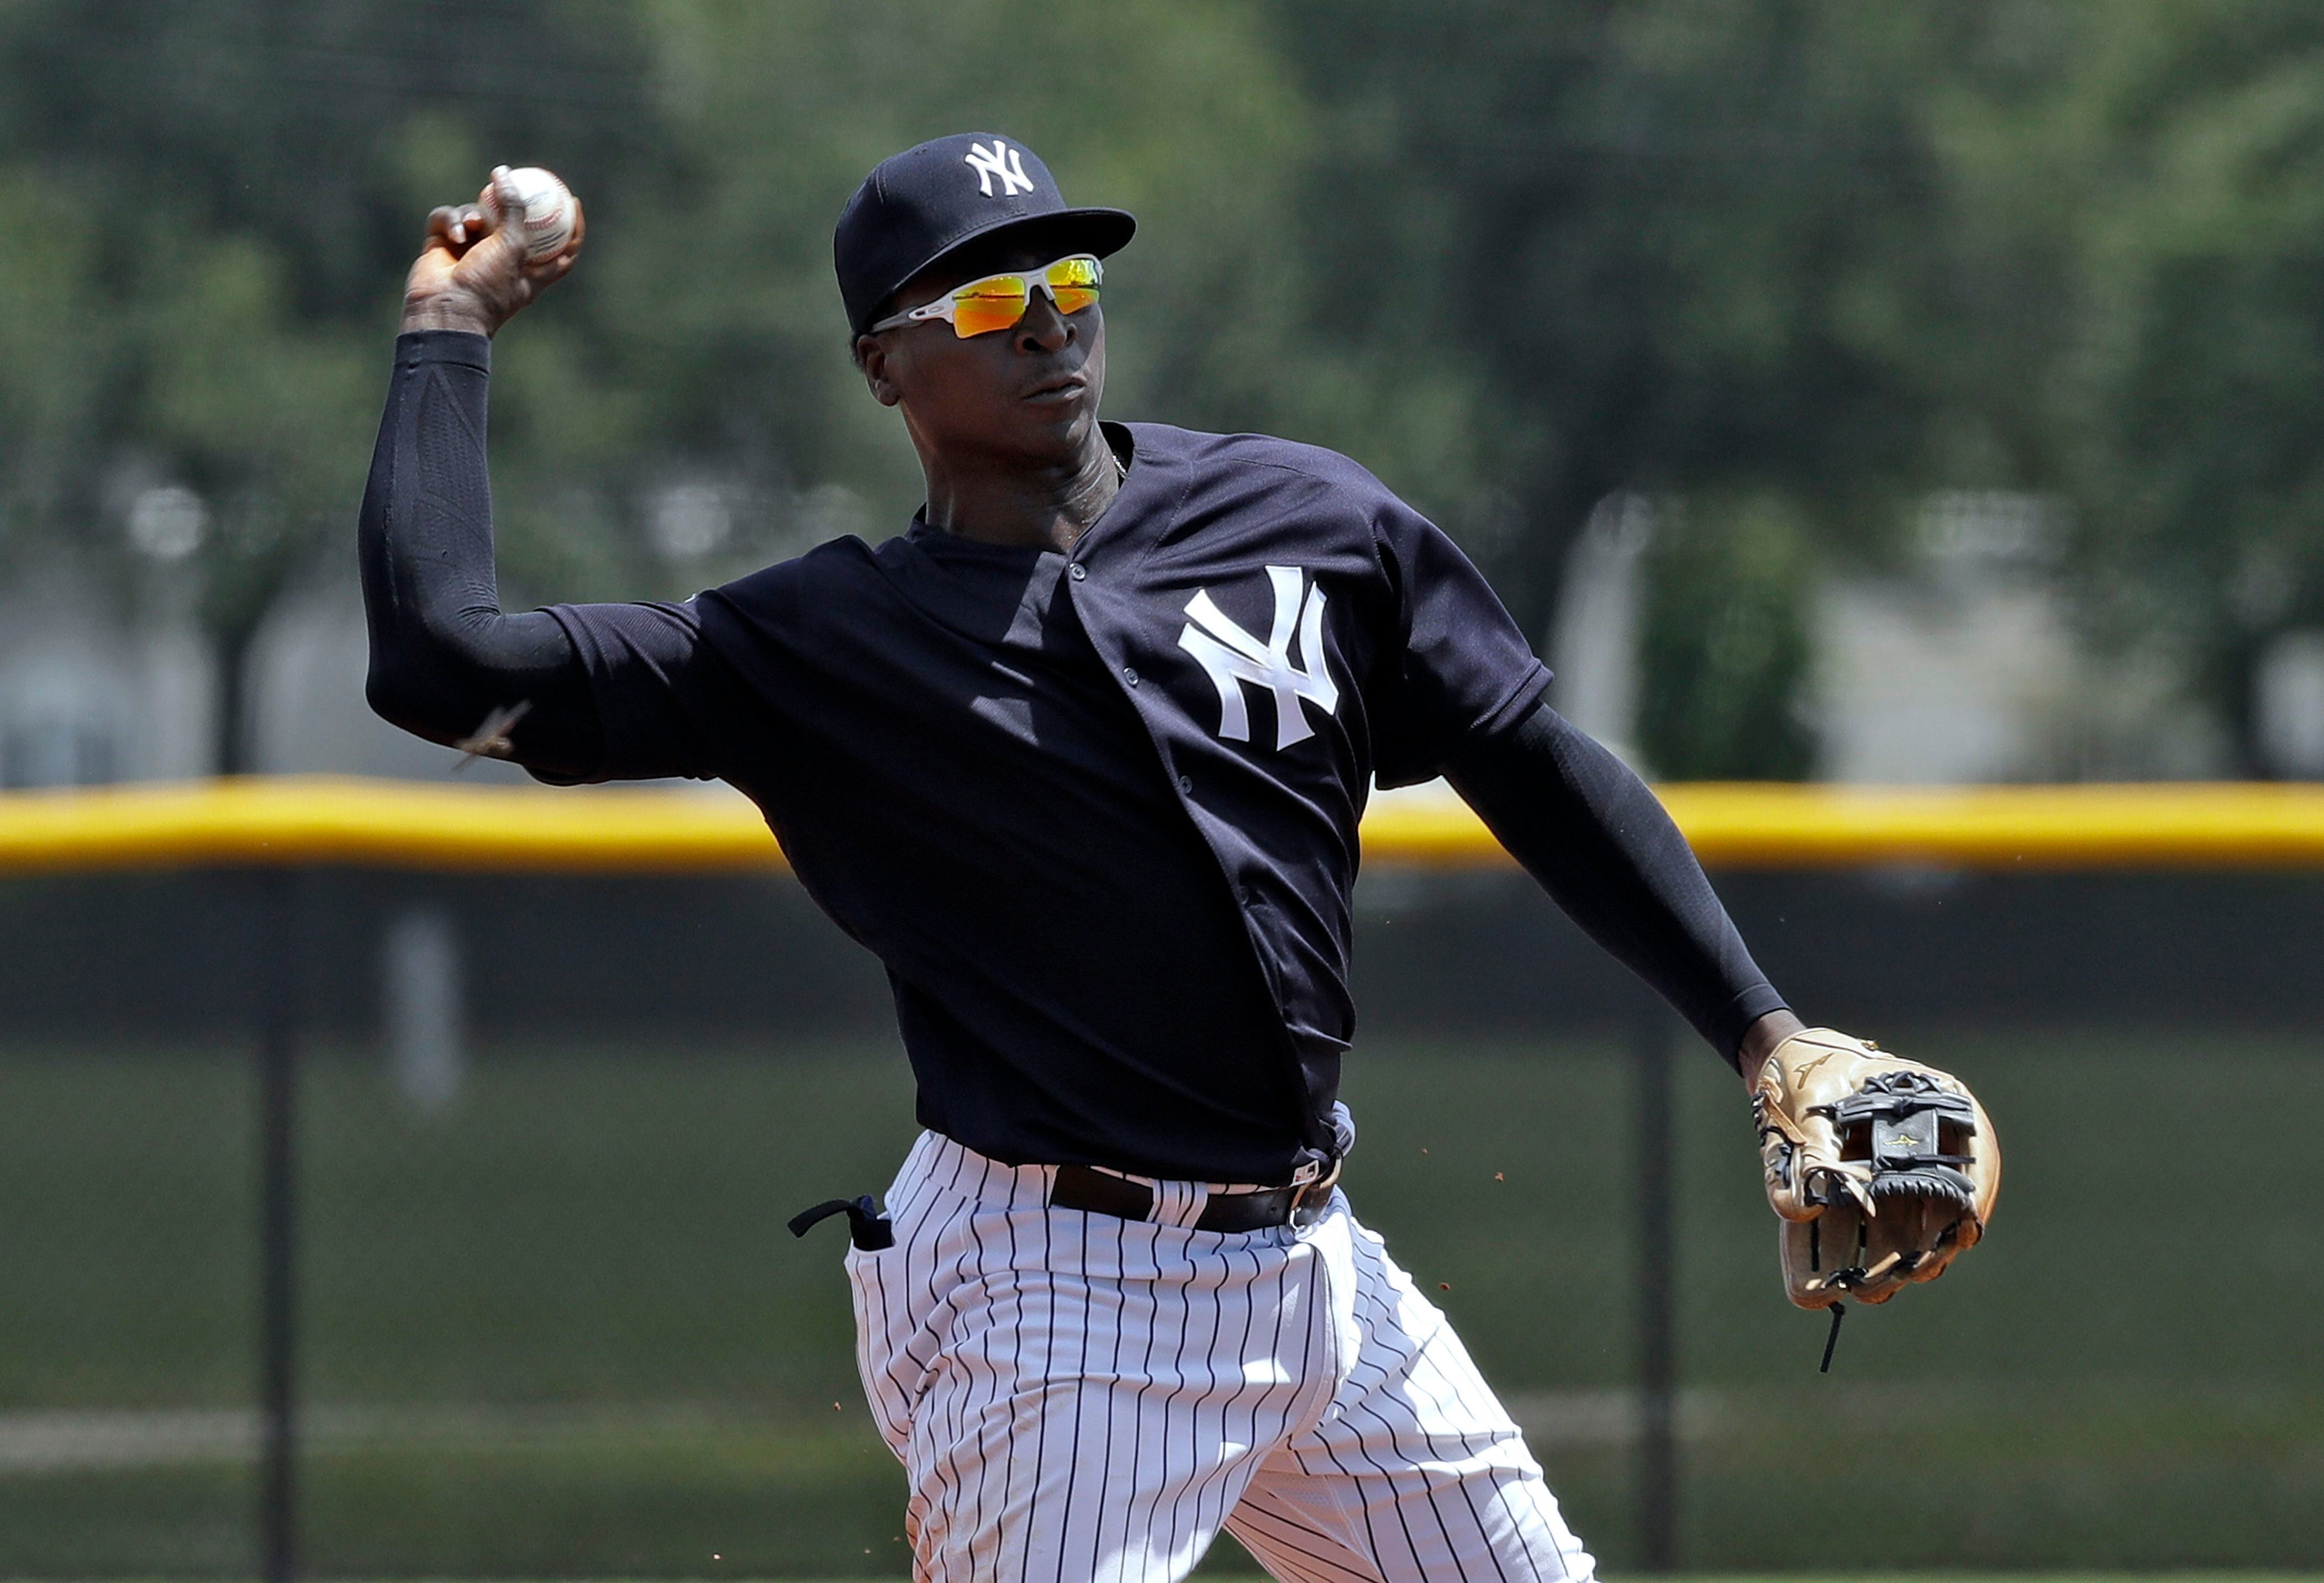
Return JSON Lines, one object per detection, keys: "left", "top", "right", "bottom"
{"left": 362, "top": 135, "right": 1996, "bottom": 1581}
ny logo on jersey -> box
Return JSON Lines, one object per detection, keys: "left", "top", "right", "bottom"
{"left": 1177, "top": 566, "right": 1341, "bottom": 750}
{"left": 963, "top": 139, "right": 1035, "bottom": 198}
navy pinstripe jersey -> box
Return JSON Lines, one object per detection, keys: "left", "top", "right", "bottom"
{"left": 546, "top": 421, "right": 1551, "bottom": 1184}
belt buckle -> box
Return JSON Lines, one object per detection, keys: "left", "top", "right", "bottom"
{"left": 1286, "top": 1157, "right": 1341, "bottom": 1230}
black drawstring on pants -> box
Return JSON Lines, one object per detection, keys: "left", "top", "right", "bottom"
{"left": 789, "top": 1194, "right": 895, "bottom": 1252}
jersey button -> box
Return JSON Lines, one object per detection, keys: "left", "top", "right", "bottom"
{"left": 1068, "top": 563, "right": 1087, "bottom": 581}
{"left": 1122, "top": 666, "right": 1139, "bottom": 687}
{"left": 1178, "top": 775, "right": 1193, "bottom": 795}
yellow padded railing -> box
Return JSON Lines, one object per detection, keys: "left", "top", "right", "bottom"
{"left": 6, "top": 775, "right": 2324, "bottom": 874}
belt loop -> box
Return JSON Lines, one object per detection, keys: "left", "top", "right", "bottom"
{"left": 1288, "top": 1157, "right": 1342, "bottom": 1230}
{"left": 1149, "top": 1177, "right": 1209, "bottom": 1229}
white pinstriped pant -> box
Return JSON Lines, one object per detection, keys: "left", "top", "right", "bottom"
{"left": 847, "top": 1131, "right": 1598, "bottom": 1583}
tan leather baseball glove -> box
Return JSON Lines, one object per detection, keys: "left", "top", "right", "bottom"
{"left": 1752, "top": 1028, "right": 1999, "bottom": 1309}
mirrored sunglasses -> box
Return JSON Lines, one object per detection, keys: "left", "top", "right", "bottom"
{"left": 869, "top": 254, "right": 1103, "bottom": 339}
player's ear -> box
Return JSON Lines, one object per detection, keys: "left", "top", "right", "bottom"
{"left": 855, "top": 334, "right": 904, "bottom": 408}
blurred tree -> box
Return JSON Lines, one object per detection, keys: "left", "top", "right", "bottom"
{"left": 12, "top": 0, "right": 2324, "bottom": 780}
{"left": 1937, "top": 0, "right": 2324, "bottom": 771}
{"left": 1635, "top": 493, "right": 1817, "bottom": 779}
{"left": 0, "top": 0, "right": 1321, "bottom": 771}
{"left": 0, "top": 0, "right": 661, "bottom": 771}
{"left": 1269, "top": 0, "right": 2018, "bottom": 775}
{"left": 1273, "top": 1, "right": 1980, "bottom": 604}
{"left": 0, "top": 171, "right": 109, "bottom": 577}
{"left": 1277, "top": 0, "right": 2324, "bottom": 776}
{"left": 586, "top": 0, "right": 1320, "bottom": 564}
{"left": 0, "top": 0, "right": 652, "bottom": 322}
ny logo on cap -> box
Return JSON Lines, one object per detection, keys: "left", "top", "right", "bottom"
{"left": 964, "top": 139, "right": 1035, "bottom": 198}
{"left": 1177, "top": 567, "right": 1341, "bottom": 750}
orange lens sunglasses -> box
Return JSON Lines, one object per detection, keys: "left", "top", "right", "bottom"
{"left": 868, "top": 254, "right": 1103, "bottom": 339}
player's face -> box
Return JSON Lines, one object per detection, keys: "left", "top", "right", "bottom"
{"left": 856, "top": 237, "right": 1107, "bottom": 468}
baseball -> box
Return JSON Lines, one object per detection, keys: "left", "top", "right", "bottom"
{"left": 486, "top": 164, "right": 578, "bottom": 261}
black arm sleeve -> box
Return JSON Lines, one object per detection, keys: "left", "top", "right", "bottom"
{"left": 1443, "top": 700, "right": 1788, "bottom": 1068}
{"left": 357, "top": 330, "right": 605, "bottom": 779}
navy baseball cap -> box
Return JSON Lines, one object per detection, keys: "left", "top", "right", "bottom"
{"left": 835, "top": 133, "right": 1136, "bottom": 336}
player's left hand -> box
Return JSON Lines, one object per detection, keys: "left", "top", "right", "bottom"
{"left": 1751, "top": 1027, "right": 2000, "bottom": 1308}
{"left": 400, "top": 180, "right": 586, "bottom": 339}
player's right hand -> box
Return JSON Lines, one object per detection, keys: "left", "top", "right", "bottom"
{"left": 400, "top": 180, "right": 586, "bottom": 339}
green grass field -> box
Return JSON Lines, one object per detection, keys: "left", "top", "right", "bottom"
{"left": 1, "top": 1032, "right": 2320, "bottom": 1575}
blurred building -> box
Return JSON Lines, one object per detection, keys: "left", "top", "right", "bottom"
{"left": 0, "top": 560, "right": 212, "bottom": 788}
{"left": 0, "top": 554, "right": 533, "bottom": 789}
{"left": 1552, "top": 489, "right": 2231, "bottom": 783}
{"left": 0, "top": 488, "right": 2264, "bottom": 789}
{"left": 2254, "top": 631, "right": 2324, "bottom": 778}
{"left": 1547, "top": 493, "right": 1652, "bottom": 769}
{"left": 1815, "top": 491, "right": 2225, "bottom": 783}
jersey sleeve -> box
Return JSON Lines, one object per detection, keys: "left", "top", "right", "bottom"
{"left": 1366, "top": 502, "right": 1554, "bottom": 788}
{"left": 539, "top": 598, "right": 750, "bottom": 783}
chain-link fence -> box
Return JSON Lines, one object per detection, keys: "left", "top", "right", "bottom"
{"left": 3, "top": 852, "right": 2321, "bottom": 1576}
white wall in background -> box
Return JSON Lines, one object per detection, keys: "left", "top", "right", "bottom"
{"left": 0, "top": 566, "right": 136, "bottom": 787}
{"left": 1548, "top": 492, "right": 1652, "bottom": 771}
{"left": 2254, "top": 630, "right": 2324, "bottom": 778}
{"left": 1812, "top": 581, "right": 2079, "bottom": 783}
{"left": 131, "top": 623, "right": 216, "bottom": 779}
{"left": 1813, "top": 493, "right": 2227, "bottom": 783}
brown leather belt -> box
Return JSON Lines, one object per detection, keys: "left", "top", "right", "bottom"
{"left": 1050, "top": 1162, "right": 1338, "bottom": 1233}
